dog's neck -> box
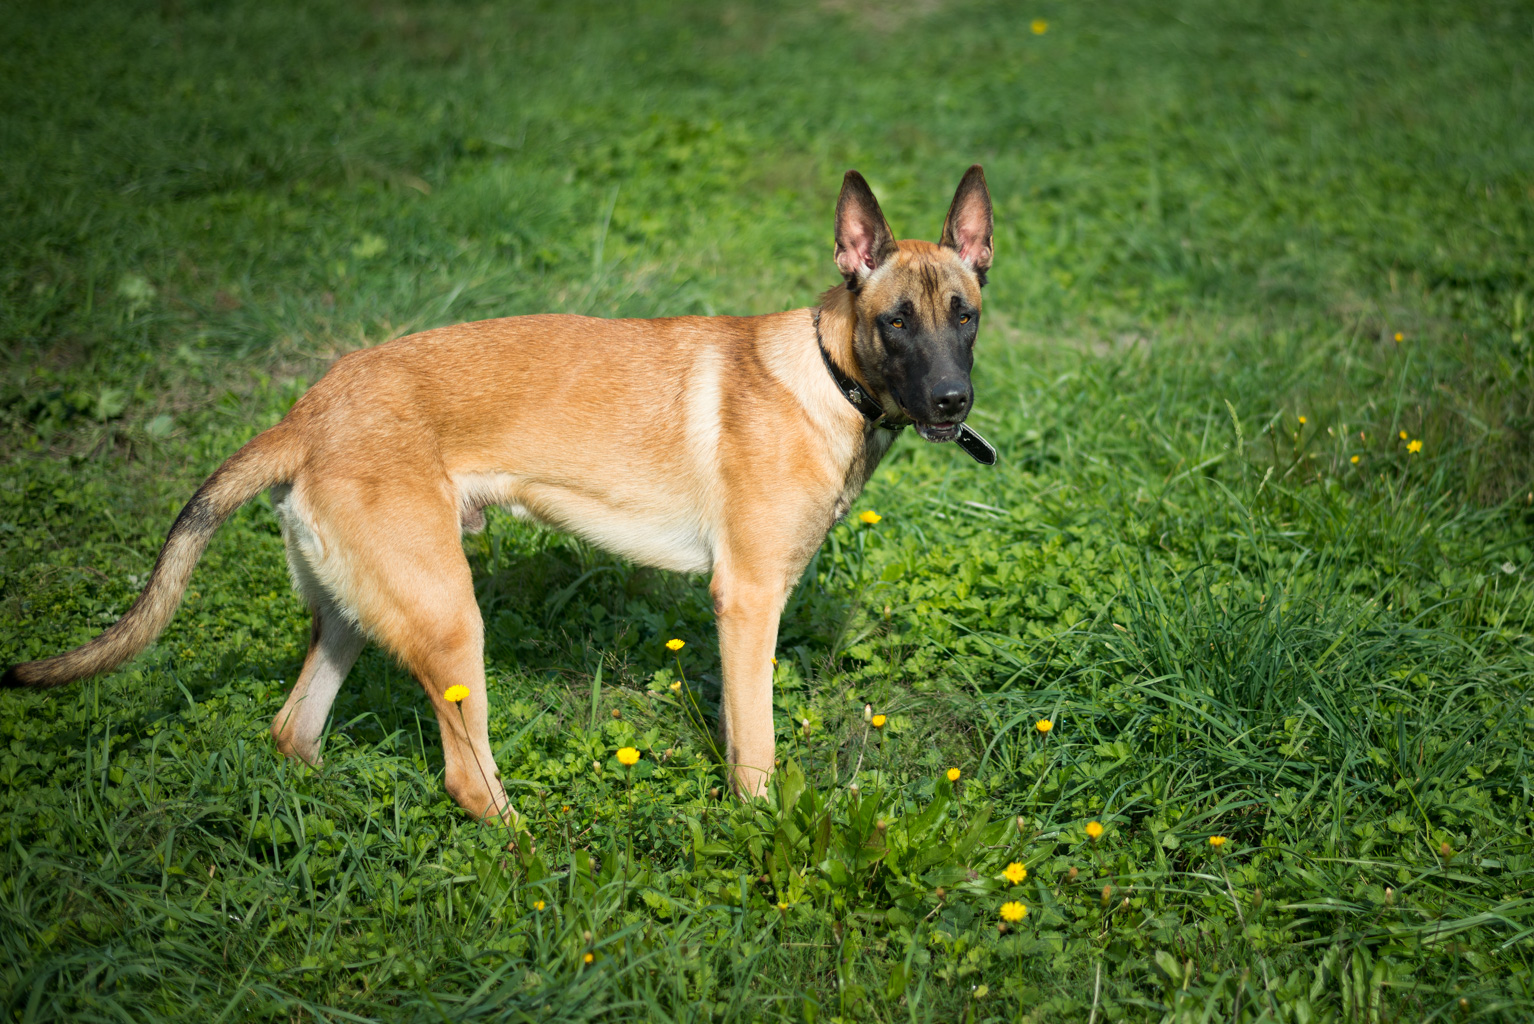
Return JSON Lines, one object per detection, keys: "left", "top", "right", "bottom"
{"left": 814, "top": 283, "right": 876, "bottom": 394}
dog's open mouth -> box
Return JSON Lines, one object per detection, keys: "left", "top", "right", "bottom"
{"left": 915, "top": 422, "right": 962, "bottom": 443}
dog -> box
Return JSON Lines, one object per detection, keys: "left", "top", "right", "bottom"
{"left": 3, "top": 167, "right": 996, "bottom": 825}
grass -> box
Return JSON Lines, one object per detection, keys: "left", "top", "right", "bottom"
{"left": 3, "top": 0, "right": 1533, "bottom": 1019}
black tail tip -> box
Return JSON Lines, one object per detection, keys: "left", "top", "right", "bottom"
{"left": 2, "top": 664, "right": 28, "bottom": 689}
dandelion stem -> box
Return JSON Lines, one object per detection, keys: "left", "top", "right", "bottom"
{"left": 455, "top": 703, "right": 515, "bottom": 834}
{"left": 1218, "top": 856, "right": 1273, "bottom": 1002}
{"left": 848, "top": 720, "right": 871, "bottom": 784}
{"left": 674, "top": 652, "right": 723, "bottom": 764}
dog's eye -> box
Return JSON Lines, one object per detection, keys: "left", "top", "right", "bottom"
{"left": 890, "top": 318, "right": 903, "bottom": 329}
{"left": 959, "top": 314, "right": 970, "bottom": 324}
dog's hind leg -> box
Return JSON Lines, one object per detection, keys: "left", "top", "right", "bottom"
{"left": 384, "top": 570, "right": 515, "bottom": 826}
{"left": 271, "top": 602, "right": 366, "bottom": 765}
{"left": 307, "top": 475, "right": 518, "bottom": 827}
{"left": 404, "top": 626, "right": 516, "bottom": 827}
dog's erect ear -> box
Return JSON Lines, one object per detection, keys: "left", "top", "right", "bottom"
{"left": 834, "top": 170, "right": 898, "bottom": 286}
{"left": 940, "top": 164, "right": 994, "bottom": 279}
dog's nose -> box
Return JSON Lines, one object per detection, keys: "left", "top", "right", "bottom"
{"left": 930, "top": 382, "right": 970, "bottom": 420}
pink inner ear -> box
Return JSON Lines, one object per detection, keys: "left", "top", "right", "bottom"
{"left": 845, "top": 221, "right": 877, "bottom": 268}
{"left": 953, "top": 207, "right": 990, "bottom": 262}
{"left": 837, "top": 218, "right": 881, "bottom": 275}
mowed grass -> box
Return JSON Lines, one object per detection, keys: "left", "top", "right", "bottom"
{"left": 3, "top": 0, "right": 1534, "bottom": 1020}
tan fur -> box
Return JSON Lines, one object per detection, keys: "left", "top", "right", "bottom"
{"left": 4, "top": 169, "right": 993, "bottom": 824}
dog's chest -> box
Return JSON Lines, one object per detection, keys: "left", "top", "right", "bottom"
{"left": 833, "top": 428, "right": 899, "bottom": 521}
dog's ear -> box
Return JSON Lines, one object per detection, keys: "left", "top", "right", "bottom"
{"left": 940, "top": 164, "right": 993, "bottom": 280}
{"left": 834, "top": 170, "right": 898, "bottom": 286}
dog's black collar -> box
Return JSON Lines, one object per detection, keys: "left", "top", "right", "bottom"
{"left": 812, "top": 308, "right": 998, "bottom": 465}
{"left": 814, "top": 309, "right": 906, "bottom": 432}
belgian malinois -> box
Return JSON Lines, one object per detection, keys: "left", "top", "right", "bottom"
{"left": 4, "top": 167, "right": 996, "bottom": 824}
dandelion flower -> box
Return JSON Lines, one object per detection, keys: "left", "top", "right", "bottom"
{"left": 1030, "top": 19, "right": 1048, "bottom": 34}
{"left": 1209, "top": 835, "right": 1228, "bottom": 850}
{"left": 771, "top": 657, "right": 777, "bottom": 665}
{"left": 1086, "top": 821, "right": 1105, "bottom": 841}
{"left": 534, "top": 900, "right": 545, "bottom": 911}
{"left": 871, "top": 714, "right": 887, "bottom": 728}
{"left": 583, "top": 952, "right": 594, "bottom": 964}
{"left": 777, "top": 901, "right": 789, "bottom": 911}
{"left": 1351, "top": 455, "right": 1360, "bottom": 464}
{"left": 946, "top": 767, "right": 961, "bottom": 782}
{"left": 443, "top": 685, "right": 470, "bottom": 703}
{"left": 1298, "top": 416, "right": 1307, "bottom": 425}
{"left": 1035, "top": 719, "right": 1053, "bottom": 734}
{"left": 669, "top": 680, "right": 682, "bottom": 692}
{"left": 1003, "top": 862, "right": 1028, "bottom": 884}
{"left": 1000, "top": 901, "right": 1029, "bottom": 922}
{"left": 666, "top": 638, "right": 685, "bottom": 651}
{"left": 616, "top": 747, "right": 640, "bottom": 766}
{"left": 1399, "top": 430, "right": 1409, "bottom": 440}
{"left": 1407, "top": 439, "right": 1422, "bottom": 453}
{"left": 859, "top": 510, "right": 882, "bottom": 524}
{"left": 1394, "top": 332, "right": 1404, "bottom": 342}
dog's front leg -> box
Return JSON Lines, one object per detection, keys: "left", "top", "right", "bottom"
{"left": 710, "top": 569, "right": 788, "bottom": 799}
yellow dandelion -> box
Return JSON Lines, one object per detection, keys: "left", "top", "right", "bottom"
{"left": 1351, "top": 455, "right": 1360, "bottom": 464}
{"left": 859, "top": 510, "right": 881, "bottom": 524}
{"left": 1298, "top": 416, "right": 1307, "bottom": 425}
{"left": 616, "top": 747, "right": 640, "bottom": 766}
{"left": 1030, "top": 19, "right": 1048, "bottom": 34}
{"left": 533, "top": 900, "right": 545, "bottom": 911}
{"left": 946, "top": 767, "right": 961, "bottom": 782}
{"left": 442, "top": 685, "right": 470, "bottom": 703}
{"left": 1407, "top": 439, "right": 1422, "bottom": 453}
{"left": 669, "top": 680, "right": 682, "bottom": 692}
{"left": 777, "top": 901, "right": 789, "bottom": 911}
{"left": 1085, "top": 821, "right": 1104, "bottom": 841}
{"left": 583, "top": 952, "right": 594, "bottom": 964}
{"left": 771, "top": 656, "right": 777, "bottom": 665}
{"left": 1399, "top": 430, "right": 1409, "bottom": 440}
{"left": 666, "top": 638, "right": 685, "bottom": 651}
{"left": 1035, "top": 719, "right": 1053, "bottom": 734}
{"left": 1209, "top": 835, "right": 1228, "bottom": 850}
{"left": 1003, "top": 862, "right": 1028, "bottom": 884}
{"left": 1000, "top": 901, "right": 1029, "bottom": 922}
{"left": 1394, "top": 332, "right": 1404, "bottom": 342}
{"left": 871, "top": 714, "right": 887, "bottom": 728}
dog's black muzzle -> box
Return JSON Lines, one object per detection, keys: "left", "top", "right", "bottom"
{"left": 897, "top": 372, "right": 973, "bottom": 442}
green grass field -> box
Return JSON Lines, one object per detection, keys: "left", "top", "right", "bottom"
{"left": 3, "top": 0, "right": 1534, "bottom": 1019}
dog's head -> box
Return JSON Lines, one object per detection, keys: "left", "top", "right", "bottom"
{"left": 832, "top": 166, "right": 993, "bottom": 441}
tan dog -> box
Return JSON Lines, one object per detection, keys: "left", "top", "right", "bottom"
{"left": 3, "top": 167, "right": 996, "bottom": 824}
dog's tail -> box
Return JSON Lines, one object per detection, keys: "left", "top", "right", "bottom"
{"left": 3, "top": 423, "right": 303, "bottom": 690}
